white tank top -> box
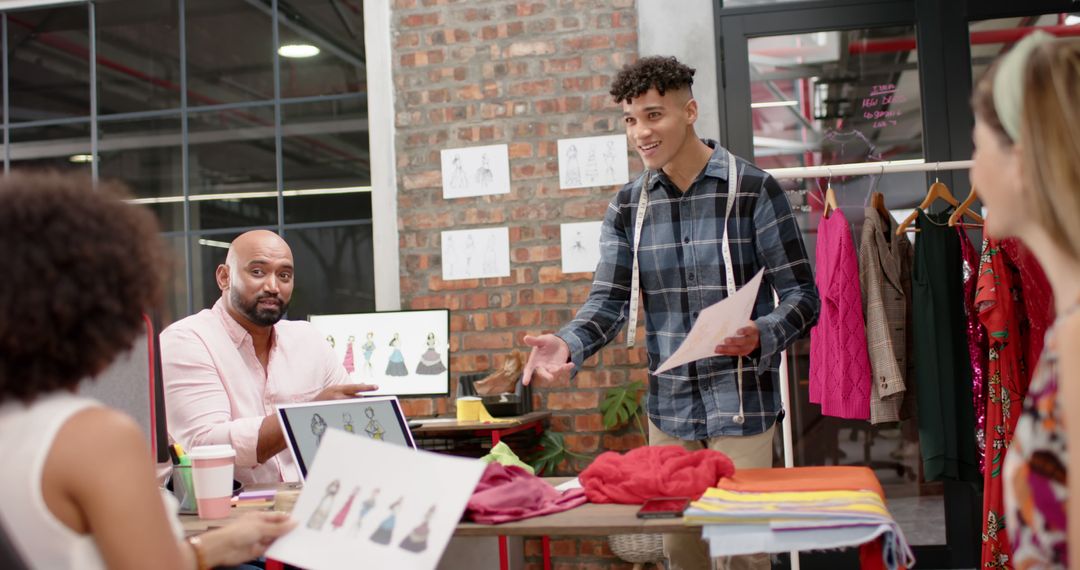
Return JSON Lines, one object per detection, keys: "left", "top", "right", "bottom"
{"left": 0, "top": 392, "right": 181, "bottom": 569}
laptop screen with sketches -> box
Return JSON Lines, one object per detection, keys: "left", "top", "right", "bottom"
{"left": 276, "top": 395, "right": 417, "bottom": 479}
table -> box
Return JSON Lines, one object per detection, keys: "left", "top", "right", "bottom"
{"left": 412, "top": 410, "right": 551, "bottom": 567}
{"left": 411, "top": 410, "right": 551, "bottom": 446}
{"left": 180, "top": 477, "right": 694, "bottom": 570}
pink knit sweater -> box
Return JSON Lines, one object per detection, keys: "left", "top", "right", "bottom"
{"left": 809, "top": 210, "right": 872, "bottom": 420}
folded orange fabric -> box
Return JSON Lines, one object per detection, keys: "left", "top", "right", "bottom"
{"left": 715, "top": 465, "right": 884, "bottom": 500}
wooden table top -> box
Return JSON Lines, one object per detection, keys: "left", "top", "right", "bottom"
{"left": 180, "top": 477, "right": 696, "bottom": 537}
{"left": 410, "top": 411, "right": 551, "bottom": 434}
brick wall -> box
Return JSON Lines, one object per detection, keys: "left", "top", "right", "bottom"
{"left": 392, "top": 0, "right": 647, "bottom": 567}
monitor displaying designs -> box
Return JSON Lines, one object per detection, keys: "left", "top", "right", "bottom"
{"left": 309, "top": 309, "right": 450, "bottom": 397}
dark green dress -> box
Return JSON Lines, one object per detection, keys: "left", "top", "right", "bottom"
{"left": 912, "top": 208, "right": 978, "bottom": 482}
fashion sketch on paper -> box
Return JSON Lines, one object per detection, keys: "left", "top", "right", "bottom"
{"left": 363, "top": 407, "right": 385, "bottom": 441}
{"left": 306, "top": 479, "right": 340, "bottom": 531}
{"left": 399, "top": 505, "right": 436, "bottom": 553}
{"left": 311, "top": 413, "right": 328, "bottom": 447}
{"left": 342, "top": 335, "right": 356, "bottom": 376}
{"left": 369, "top": 497, "right": 403, "bottom": 545}
{"left": 385, "top": 333, "right": 408, "bottom": 377}
{"left": 415, "top": 332, "right": 447, "bottom": 375}
{"left": 361, "top": 331, "right": 376, "bottom": 378}
{"left": 352, "top": 487, "right": 381, "bottom": 536}
{"left": 331, "top": 486, "right": 359, "bottom": 530}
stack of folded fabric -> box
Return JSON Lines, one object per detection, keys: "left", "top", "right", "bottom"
{"left": 685, "top": 466, "right": 914, "bottom": 570}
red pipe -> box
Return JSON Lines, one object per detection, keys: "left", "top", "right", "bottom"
{"left": 848, "top": 24, "right": 1080, "bottom": 55}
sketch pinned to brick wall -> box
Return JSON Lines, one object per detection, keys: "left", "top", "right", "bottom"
{"left": 440, "top": 144, "right": 510, "bottom": 199}
{"left": 440, "top": 227, "right": 510, "bottom": 280}
{"left": 557, "top": 134, "right": 629, "bottom": 190}
{"left": 560, "top": 221, "right": 603, "bottom": 274}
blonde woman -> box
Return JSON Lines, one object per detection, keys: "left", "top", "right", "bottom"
{"left": 970, "top": 33, "right": 1080, "bottom": 568}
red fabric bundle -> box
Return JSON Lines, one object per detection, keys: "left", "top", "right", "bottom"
{"left": 465, "top": 462, "right": 587, "bottom": 524}
{"left": 579, "top": 445, "right": 735, "bottom": 504}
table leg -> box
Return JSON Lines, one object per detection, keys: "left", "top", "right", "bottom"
{"left": 499, "top": 535, "right": 509, "bottom": 570}
{"left": 542, "top": 535, "right": 551, "bottom": 570}
{"left": 492, "top": 430, "right": 502, "bottom": 446}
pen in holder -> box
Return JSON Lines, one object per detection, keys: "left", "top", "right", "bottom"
{"left": 167, "top": 465, "right": 198, "bottom": 514}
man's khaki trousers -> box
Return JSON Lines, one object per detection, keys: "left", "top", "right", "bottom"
{"left": 648, "top": 419, "right": 775, "bottom": 570}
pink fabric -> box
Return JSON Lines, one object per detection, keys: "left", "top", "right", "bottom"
{"left": 465, "top": 463, "right": 587, "bottom": 524}
{"left": 579, "top": 445, "right": 735, "bottom": 504}
{"left": 162, "top": 299, "right": 348, "bottom": 485}
{"left": 809, "top": 211, "right": 872, "bottom": 420}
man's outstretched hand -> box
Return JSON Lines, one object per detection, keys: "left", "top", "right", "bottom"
{"left": 522, "top": 334, "right": 574, "bottom": 386}
{"left": 314, "top": 383, "right": 379, "bottom": 401}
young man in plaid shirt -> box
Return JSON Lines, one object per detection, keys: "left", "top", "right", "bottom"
{"left": 523, "top": 56, "right": 820, "bottom": 570}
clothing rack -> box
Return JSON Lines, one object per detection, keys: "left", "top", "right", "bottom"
{"left": 766, "top": 158, "right": 972, "bottom": 180}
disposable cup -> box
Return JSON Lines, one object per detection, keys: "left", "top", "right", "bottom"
{"left": 188, "top": 445, "right": 236, "bottom": 519}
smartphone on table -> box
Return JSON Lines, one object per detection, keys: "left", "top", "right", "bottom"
{"left": 636, "top": 496, "right": 692, "bottom": 519}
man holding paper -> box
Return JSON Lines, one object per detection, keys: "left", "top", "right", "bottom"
{"left": 522, "top": 56, "right": 819, "bottom": 570}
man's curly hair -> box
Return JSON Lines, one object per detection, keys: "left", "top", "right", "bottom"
{"left": 0, "top": 171, "right": 165, "bottom": 403}
{"left": 610, "top": 56, "right": 696, "bottom": 103}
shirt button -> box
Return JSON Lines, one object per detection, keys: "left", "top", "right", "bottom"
{"left": 683, "top": 237, "right": 690, "bottom": 244}
{"left": 688, "top": 273, "right": 695, "bottom": 281}
{"left": 692, "top": 311, "right": 700, "bottom": 319}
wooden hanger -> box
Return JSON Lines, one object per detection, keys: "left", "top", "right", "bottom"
{"left": 896, "top": 178, "right": 960, "bottom": 236}
{"left": 870, "top": 191, "right": 890, "bottom": 223}
{"left": 947, "top": 187, "right": 986, "bottom": 227}
{"left": 822, "top": 174, "right": 839, "bottom": 219}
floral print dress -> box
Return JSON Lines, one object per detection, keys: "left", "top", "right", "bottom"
{"left": 1003, "top": 306, "right": 1074, "bottom": 568}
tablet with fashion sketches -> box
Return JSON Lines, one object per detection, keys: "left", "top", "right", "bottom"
{"left": 276, "top": 396, "right": 417, "bottom": 479}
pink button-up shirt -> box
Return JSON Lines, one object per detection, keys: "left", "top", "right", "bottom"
{"left": 162, "top": 299, "right": 347, "bottom": 484}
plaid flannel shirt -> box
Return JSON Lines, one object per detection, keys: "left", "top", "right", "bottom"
{"left": 556, "top": 140, "right": 820, "bottom": 439}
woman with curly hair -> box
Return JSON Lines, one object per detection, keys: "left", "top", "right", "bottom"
{"left": 0, "top": 172, "right": 294, "bottom": 569}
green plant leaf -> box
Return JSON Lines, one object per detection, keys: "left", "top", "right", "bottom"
{"left": 528, "top": 431, "right": 569, "bottom": 476}
{"left": 600, "top": 381, "right": 645, "bottom": 430}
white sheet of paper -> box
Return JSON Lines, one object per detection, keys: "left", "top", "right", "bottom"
{"left": 441, "top": 144, "right": 511, "bottom": 199}
{"left": 654, "top": 269, "right": 766, "bottom": 375}
{"left": 554, "top": 477, "right": 582, "bottom": 492}
{"left": 441, "top": 227, "right": 510, "bottom": 280}
{"left": 560, "top": 221, "right": 603, "bottom": 274}
{"left": 266, "top": 429, "right": 485, "bottom": 570}
{"left": 557, "top": 134, "right": 629, "bottom": 189}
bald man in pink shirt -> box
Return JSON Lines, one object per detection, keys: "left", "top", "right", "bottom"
{"left": 162, "top": 230, "right": 377, "bottom": 484}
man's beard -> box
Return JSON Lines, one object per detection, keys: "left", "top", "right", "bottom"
{"left": 234, "top": 289, "right": 288, "bottom": 326}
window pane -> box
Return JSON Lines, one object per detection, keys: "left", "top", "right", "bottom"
{"left": 6, "top": 5, "right": 91, "bottom": 122}
{"left": 188, "top": 225, "right": 374, "bottom": 319}
{"left": 283, "top": 224, "right": 375, "bottom": 319}
{"left": 277, "top": 0, "right": 365, "bottom": 98}
{"left": 95, "top": 0, "right": 181, "bottom": 113}
{"left": 160, "top": 235, "right": 189, "bottom": 326}
{"left": 99, "top": 115, "right": 183, "bottom": 232}
{"left": 8, "top": 121, "right": 91, "bottom": 173}
{"left": 970, "top": 14, "right": 1079, "bottom": 85}
{"left": 747, "top": 25, "right": 940, "bottom": 546}
{"left": 190, "top": 231, "right": 243, "bottom": 313}
{"left": 185, "top": 0, "right": 274, "bottom": 106}
{"left": 187, "top": 106, "right": 279, "bottom": 230}
{"left": 281, "top": 98, "right": 370, "bottom": 224}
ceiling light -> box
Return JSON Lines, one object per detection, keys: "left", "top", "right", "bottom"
{"left": 751, "top": 100, "right": 799, "bottom": 109}
{"left": 1066, "top": 15, "right": 1080, "bottom": 26}
{"left": 278, "top": 44, "right": 320, "bottom": 58}
{"left": 68, "top": 154, "right": 94, "bottom": 163}
{"left": 198, "top": 239, "right": 232, "bottom": 249}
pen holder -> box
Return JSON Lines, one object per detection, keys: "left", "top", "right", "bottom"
{"left": 166, "top": 465, "right": 198, "bottom": 514}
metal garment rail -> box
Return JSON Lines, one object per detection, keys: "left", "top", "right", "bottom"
{"left": 766, "top": 158, "right": 973, "bottom": 179}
